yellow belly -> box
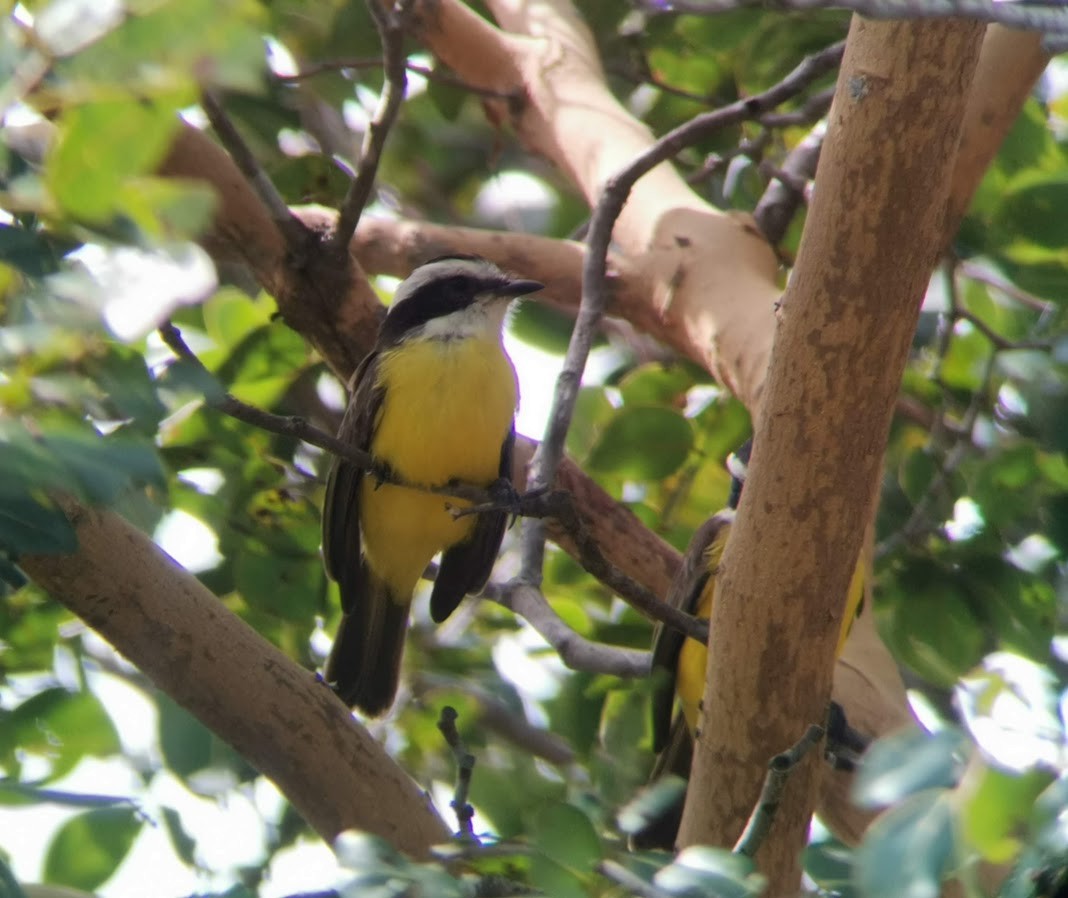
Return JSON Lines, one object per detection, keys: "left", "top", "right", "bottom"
{"left": 360, "top": 335, "right": 518, "bottom": 600}
{"left": 675, "top": 548, "right": 864, "bottom": 735}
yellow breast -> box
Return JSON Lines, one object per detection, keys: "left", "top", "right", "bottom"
{"left": 675, "top": 534, "right": 865, "bottom": 735}
{"left": 359, "top": 335, "right": 518, "bottom": 599}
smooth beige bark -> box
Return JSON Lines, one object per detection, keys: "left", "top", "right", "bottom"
{"left": 677, "top": 16, "right": 985, "bottom": 892}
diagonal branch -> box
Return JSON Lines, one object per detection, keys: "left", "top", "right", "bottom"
{"left": 199, "top": 91, "right": 310, "bottom": 249}
{"left": 332, "top": 0, "right": 415, "bottom": 250}
{"left": 483, "top": 580, "right": 650, "bottom": 677}
{"left": 18, "top": 499, "right": 449, "bottom": 855}
{"left": 519, "top": 39, "right": 846, "bottom": 587}
{"left": 530, "top": 37, "right": 844, "bottom": 493}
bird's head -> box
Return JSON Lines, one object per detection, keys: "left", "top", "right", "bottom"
{"left": 378, "top": 255, "right": 543, "bottom": 347}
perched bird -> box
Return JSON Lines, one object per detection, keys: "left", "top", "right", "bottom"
{"left": 635, "top": 440, "right": 866, "bottom": 849}
{"left": 321, "top": 256, "right": 542, "bottom": 715}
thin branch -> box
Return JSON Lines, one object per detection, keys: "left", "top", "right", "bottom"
{"left": 437, "top": 706, "right": 479, "bottom": 843}
{"left": 877, "top": 353, "right": 996, "bottom": 559}
{"left": 955, "top": 307, "right": 1052, "bottom": 352}
{"left": 517, "top": 492, "right": 708, "bottom": 642}
{"left": 161, "top": 324, "right": 706, "bottom": 642}
{"left": 482, "top": 580, "right": 651, "bottom": 677}
{"left": 757, "top": 85, "right": 836, "bottom": 128}
{"left": 520, "top": 40, "right": 846, "bottom": 589}
{"left": 332, "top": 0, "right": 413, "bottom": 250}
{"left": 732, "top": 724, "right": 825, "bottom": 858}
{"left": 199, "top": 91, "right": 309, "bottom": 248}
{"left": 282, "top": 57, "right": 516, "bottom": 99}
{"left": 959, "top": 260, "right": 1055, "bottom": 314}
{"left": 413, "top": 674, "right": 575, "bottom": 765}
{"left": 643, "top": 0, "right": 1068, "bottom": 34}
{"left": 754, "top": 121, "right": 826, "bottom": 243}
{"left": 159, "top": 322, "right": 479, "bottom": 503}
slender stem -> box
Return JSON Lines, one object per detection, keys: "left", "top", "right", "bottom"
{"left": 332, "top": 0, "right": 414, "bottom": 250}
{"left": 733, "top": 724, "right": 824, "bottom": 857}
{"left": 199, "top": 91, "right": 308, "bottom": 247}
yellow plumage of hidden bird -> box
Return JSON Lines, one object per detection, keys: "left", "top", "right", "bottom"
{"left": 637, "top": 440, "right": 865, "bottom": 849}
{"left": 321, "top": 256, "right": 542, "bottom": 715}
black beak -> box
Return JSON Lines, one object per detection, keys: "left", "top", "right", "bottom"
{"left": 499, "top": 278, "right": 544, "bottom": 298}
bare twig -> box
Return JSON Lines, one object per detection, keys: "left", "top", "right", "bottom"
{"left": 438, "top": 706, "right": 479, "bottom": 843}
{"left": 754, "top": 120, "right": 827, "bottom": 243}
{"left": 199, "top": 91, "right": 309, "bottom": 248}
{"left": 413, "top": 674, "right": 575, "bottom": 765}
{"left": 959, "top": 260, "right": 1055, "bottom": 314}
{"left": 955, "top": 307, "right": 1052, "bottom": 352}
{"left": 503, "top": 492, "right": 707, "bottom": 641}
{"left": 482, "top": 580, "right": 651, "bottom": 678}
{"left": 520, "top": 40, "right": 846, "bottom": 592}
{"left": 643, "top": 0, "right": 1068, "bottom": 34}
{"left": 159, "top": 322, "right": 478, "bottom": 502}
{"left": 757, "top": 85, "right": 836, "bottom": 128}
{"left": 732, "top": 724, "right": 825, "bottom": 858}
{"left": 332, "top": 0, "right": 414, "bottom": 250}
{"left": 282, "top": 58, "right": 516, "bottom": 100}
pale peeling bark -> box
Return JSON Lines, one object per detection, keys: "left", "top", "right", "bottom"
{"left": 677, "top": 16, "right": 985, "bottom": 892}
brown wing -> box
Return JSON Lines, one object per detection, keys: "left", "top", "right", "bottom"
{"left": 429, "top": 426, "right": 515, "bottom": 623}
{"left": 322, "top": 352, "right": 382, "bottom": 611}
{"left": 649, "top": 513, "right": 731, "bottom": 753}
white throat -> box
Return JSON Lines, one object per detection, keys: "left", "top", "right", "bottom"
{"left": 409, "top": 295, "right": 511, "bottom": 343}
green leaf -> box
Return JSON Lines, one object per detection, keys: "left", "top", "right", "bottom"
{"left": 529, "top": 853, "right": 588, "bottom": 898}
{"left": 531, "top": 802, "right": 602, "bottom": 872}
{"left": 58, "top": 0, "right": 266, "bottom": 94}
{"left": 0, "top": 224, "right": 63, "bottom": 278}
{"left": 43, "top": 807, "right": 141, "bottom": 892}
{"left": 655, "top": 845, "right": 764, "bottom": 897}
{"left": 960, "top": 761, "right": 1052, "bottom": 863}
{"left": 618, "top": 362, "right": 694, "bottom": 407}
{"left": 9, "top": 688, "right": 120, "bottom": 780}
{"left": 564, "top": 386, "right": 616, "bottom": 463}
{"left": 617, "top": 776, "right": 686, "bottom": 837}
{"left": 0, "top": 855, "right": 28, "bottom": 898}
{"left": 48, "top": 97, "right": 182, "bottom": 222}
{"left": 853, "top": 727, "right": 967, "bottom": 809}
{"left": 41, "top": 432, "right": 165, "bottom": 505}
{"left": 160, "top": 806, "right": 198, "bottom": 867}
{"left": 158, "top": 694, "right": 224, "bottom": 783}
{"left": 426, "top": 77, "right": 468, "bottom": 121}
{"left": 0, "top": 485, "right": 78, "bottom": 555}
{"left": 880, "top": 564, "right": 986, "bottom": 687}
{"left": 233, "top": 544, "right": 324, "bottom": 622}
{"left": 114, "top": 177, "right": 217, "bottom": 240}
{"left": 269, "top": 155, "right": 354, "bottom": 207}
{"left": 804, "top": 836, "right": 856, "bottom": 898}
{"left": 994, "top": 172, "right": 1068, "bottom": 251}
{"left": 587, "top": 406, "right": 693, "bottom": 480}
{"left": 854, "top": 790, "right": 955, "bottom": 898}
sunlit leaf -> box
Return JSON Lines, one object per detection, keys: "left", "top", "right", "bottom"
{"left": 853, "top": 727, "right": 968, "bottom": 809}
{"left": 854, "top": 790, "right": 955, "bottom": 898}
{"left": 587, "top": 406, "right": 693, "bottom": 480}
{"left": 43, "top": 807, "right": 141, "bottom": 892}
